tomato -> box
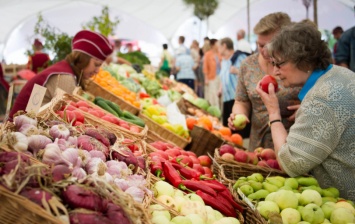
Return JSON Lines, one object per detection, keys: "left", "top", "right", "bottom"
{"left": 259, "top": 75, "right": 279, "bottom": 93}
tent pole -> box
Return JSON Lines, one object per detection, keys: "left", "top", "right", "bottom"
{"left": 247, "top": 0, "right": 250, "bottom": 42}
{"left": 313, "top": 0, "right": 318, "bottom": 27}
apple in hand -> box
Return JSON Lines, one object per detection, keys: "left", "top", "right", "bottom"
{"left": 198, "top": 155, "right": 212, "bottom": 167}
{"left": 233, "top": 114, "right": 248, "bottom": 130}
{"left": 260, "top": 75, "right": 279, "bottom": 93}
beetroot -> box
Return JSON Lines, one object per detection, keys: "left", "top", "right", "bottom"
{"left": 84, "top": 128, "right": 110, "bottom": 147}
{"left": 20, "top": 188, "right": 53, "bottom": 208}
{"left": 52, "top": 164, "right": 72, "bottom": 182}
{"left": 77, "top": 135, "right": 109, "bottom": 156}
{"left": 111, "top": 148, "right": 138, "bottom": 170}
{"left": 62, "top": 185, "right": 106, "bottom": 212}
{"left": 106, "top": 202, "right": 131, "bottom": 224}
{"left": 69, "top": 211, "right": 113, "bottom": 224}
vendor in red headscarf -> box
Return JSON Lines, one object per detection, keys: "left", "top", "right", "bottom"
{"left": 27, "top": 39, "right": 51, "bottom": 74}
{"left": 10, "top": 30, "right": 113, "bottom": 120}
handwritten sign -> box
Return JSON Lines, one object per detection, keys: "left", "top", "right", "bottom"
{"left": 26, "top": 84, "right": 47, "bottom": 114}
{"left": 237, "top": 188, "right": 256, "bottom": 211}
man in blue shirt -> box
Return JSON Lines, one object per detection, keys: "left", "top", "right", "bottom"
{"left": 218, "top": 37, "right": 245, "bottom": 126}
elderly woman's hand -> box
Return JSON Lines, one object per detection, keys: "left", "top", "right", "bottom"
{"left": 286, "top": 104, "right": 300, "bottom": 121}
{"left": 255, "top": 82, "right": 281, "bottom": 120}
{"left": 228, "top": 112, "right": 250, "bottom": 130}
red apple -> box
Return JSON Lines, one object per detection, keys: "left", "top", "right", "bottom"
{"left": 260, "top": 75, "right": 279, "bottom": 93}
{"left": 257, "top": 160, "right": 268, "bottom": 168}
{"left": 193, "top": 163, "right": 205, "bottom": 174}
{"left": 234, "top": 150, "right": 249, "bottom": 163}
{"left": 221, "top": 153, "right": 235, "bottom": 161}
{"left": 189, "top": 156, "right": 200, "bottom": 164}
{"left": 266, "top": 159, "right": 280, "bottom": 170}
{"left": 203, "top": 167, "right": 213, "bottom": 178}
{"left": 198, "top": 155, "right": 212, "bottom": 167}
{"left": 165, "top": 148, "right": 181, "bottom": 158}
{"left": 260, "top": 148, "right": 276, "bottom": 161}
{"left": 176, "top": 155, "right": 193, "bottom": 168}
{"left": 247, "top": 152, "right": 259, "bottom": 165}
{"left": 185, "top": 151, "right": 197, "bottom": 157}
{"left": 219, "top": 144, "right": 236, "bottom": 156}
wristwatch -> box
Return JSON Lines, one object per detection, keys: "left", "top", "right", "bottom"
{"left": 268, "top": 119, "right": 282, "bottom": 127}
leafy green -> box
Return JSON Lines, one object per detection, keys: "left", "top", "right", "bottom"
{"left": 118, "top": 51, "right": 151, "bottom": 70}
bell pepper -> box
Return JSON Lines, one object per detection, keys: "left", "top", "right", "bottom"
{"left": 139, "top": 92, "right": 150, "bottom": 99}
{"left": 162, "top": 161, "right": 182, "bottom": 188}
{"left": 196, "top": 190, "right": 237, "bottom": 217}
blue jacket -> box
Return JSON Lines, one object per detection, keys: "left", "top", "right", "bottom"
{"left": 335, "top": 26, "right": 355, "bottom": 72}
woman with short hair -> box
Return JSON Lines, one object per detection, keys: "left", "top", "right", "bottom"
{"left": 256, "top": 22, "right": 355, "bottom": 201}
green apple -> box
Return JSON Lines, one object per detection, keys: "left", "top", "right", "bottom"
{"left": 297, "top": 222, "right": 311, "bottom": 224}
{"left": 321, "top": 202, "right": 336, "bottom": 219}
{"left": 180, "top": 200, "right": 207, "bottom": 221}
{"left": 156, "top": 195, "right": 177, "bottom": 210}
{"left": 152, "top": 215, "right": 171, "bottom": 224}
{"left": 257, "top": 201, "right": 280, "bottom": 219}
{"left": 321, "top": 197, "right": 337, "bottom": 204}
{"left": 280, "top": 208, "right": 301, "bottom": 224}
{"left": 301, "top": 203, "right": 325, "bottom": 224}
{"left": 213, "top": 217, "right": 240, "bottom": 224}
{"left": 299, "top": 189, "right": 322, "bottom": 206}
{"left": 297, "top": 206, "right": 304, "bottom": 213}
{"left": 284, "top": 178, "right": 299, "bottom": 189}
{"left": 265, "top": 192, "right": 277, "bottom": 201}
{"left": 330, "top": 207, "right": 355, "bottom": 224}
{"left": 171, "top": 216, "right": 192, "bottom": 224}
{"left": 174, "top": 189, "right": 185, "bottom": 197}
{"left": 274, "top": 190, "right": 299, "bottom": 210}
{"left": 322, "top": 219, "right": 331, "bottom": 223}
{"left": 334, "top": 201, "right": 355, "bottom": 215}
{"left": 233, "top": 114, "right": 247, "bottom": 129}
{"left": 174, "top": 195, "right": 187, "bottom": 212}
{"left": 240, "top": 185, "right": 254, "bottom": 196}
{"left": 185, "top": 214, "right": 204, "bottom": 224}
{"left": 154, "top": 181, "right": 175, "bottom": 197}
{"left": 185, "top": 193, "right": 205, "bottom": 205}
{"left": 149, "top": 204, "right": 171, "bottom": 220}
{"left": 247, "top": 173, "right": 264, "bottom": 182}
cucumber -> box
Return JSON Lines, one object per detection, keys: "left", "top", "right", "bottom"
{"left": 106, "top": 101, "right": 123, "bottom": 117}
{"left": 120, "top": 116, "right": 145, "bottom": 127}
{"left": 122, "top": 111, "right": 137, "bottom": 120}
{"left": 94, "top": 96, "right": 106, "bottom": 104}
{"left": 96, "top": 99, "right": 119, "bottom": 117}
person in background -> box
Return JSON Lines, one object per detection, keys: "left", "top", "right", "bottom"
{"left": 228, "top": 12, "right": 301, "bottom": 149}
{"left": 126, "top": 43, "right": 134, "bottom": 53}
{"left": 27, "top": 39, "right": 51, "bottom": 74}
{"left": 218, "top": 37, "right": 240, "bottom": 126}
{"left": 110, "top": 40, "right": 131, "bottom": 65}
{"left": 230, "top": 29, "right": 252, "bottom": 75}
{"left": 332, "top": 26, "right": 344, "bottom": 62}
{"left": 257, "top": 22, "right": 355, "bottom": 201}
{"left": 190, "top": 40, "right": 200, "bottom": 71}
{"left": 203, "top": 38, "right": 221, "bottom": 108}
{"left": 159, "top": 44, "right": 173, "bottom": 75}
{"left": 176, "top": 36, "right": 189, "bottom": 55}
{"left": 9, "top": 30, "right": 113, "bottom": 120}
{"left": 196, "top": 48, "right": 205, "bottom": 98}
{"left": 175, "top": 48, "right": 196, "bottom": 90}
{"left": 0, "top": 63, "right": 9, "bottom": 121}
{"left": 335, "top": 25, "right": 355, "bottom": 72}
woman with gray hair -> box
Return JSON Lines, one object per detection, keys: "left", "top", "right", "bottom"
{"left": 256, "top": 21, "right": 355, "bottom": 201}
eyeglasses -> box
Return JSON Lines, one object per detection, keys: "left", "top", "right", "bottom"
{"left": 271, "top": 60, "right": 288, "bottom": 69}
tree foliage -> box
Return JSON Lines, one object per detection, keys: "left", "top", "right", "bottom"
{"left": 183, "top": 0, "right": 219, "bottom": 20}
{"left": 82, "top": 6, "right": 120, "bottom": 37}
{"left": 33, "top": 14, "right": 72, "bottom": 63}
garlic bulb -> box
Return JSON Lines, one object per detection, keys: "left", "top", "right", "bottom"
{"left": 28, "top": 135, "right": 52, "bottom": 156}
{"left": 42, "top": 143, "right": 70, "bottom": 166}
{"left": 19, "top": 124, "right": 39, "bottom": 136}
{"left": 78, "top": 149, "right": 91, "bottom": 166}
{"left": 89, "top": 150, "right": 106, "bottom": 162}
{"left": 49, "top": 124, "right": 70, "bottom": 140}
{"left": 72, "top": 167, "right": 87, "bottom": 180}
{"left": 62, "top": 148, "right": 81, "bottom": 168}
{"left": 86, "top": 158, "right": 107, "bottom": 175}
{"left": 8, "top": 132, "right": 28, "bottom": 151}
{"left": 14, "top": 115, "right": 37, "bottom": 130}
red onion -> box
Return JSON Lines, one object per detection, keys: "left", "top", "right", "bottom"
{"left": 52, "top": 164, "right": 72, "bottom": 182}
{"left": 20, "top": 188, "right": 53, "bottom": 208}
{"left": 106, "top": 202, "right": 130, "bottom": 224}
{"left": 62, "top": 185, "right": 106, "bottom": 211}
{"left": 69, "top": 211, "right": 113, "bottom": 224}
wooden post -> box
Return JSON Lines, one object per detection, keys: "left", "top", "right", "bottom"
{"left": 247, "top": 0, "right": 250, "bottom": 42}
{"left": 313, "top": 0, "right": 318, "bottom": 27}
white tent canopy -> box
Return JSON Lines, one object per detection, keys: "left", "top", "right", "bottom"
{"left": 0, "top": 0, "right": 354, "bottom": 64}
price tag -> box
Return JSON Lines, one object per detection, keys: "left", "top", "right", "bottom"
{"left": 237, "top": 188, "right": 256, "bottom": 211}
{"left": 25, "top": 84, "right": 47, "bottom": 114}
{"left": 55, "top": 88, "right": 66, "bottom": 98}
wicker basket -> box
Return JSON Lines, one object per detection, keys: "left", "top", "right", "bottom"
{"left": 84, "top": 80, "right": 140, "bottom": 115}
{"left": 185, "top": 125, "right": 224, "bottom": 156}
{"left": 138, "top": 113, "right": 190, "bottom": 149}
{"left": 213, "top": 149, "right": 288, "bottom": 185}
{"left": 0, "top": 186, "right": 63, "bottom": 224}
{"left": 227, "top": 184, "right": 267, "bottom": 224}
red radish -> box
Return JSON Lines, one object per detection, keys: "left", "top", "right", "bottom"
{"left": 165, "top": 148, "right": 181, "bottom": 157}
{"left": 64, "top": 105, "right": 77, "bottom": 111}
{"left": 76, "top": 100, "right": 90, "bottom": 108}
{"left": 20, "top": 188, "right": 53, "bottom": 208}
{"left": 78, "top": 106, "right": 89, "bottom": 112}
{"left": 119, "top": 123, "right": 130, "bottom": 130}
{"left": 69, "top": 211, "right": 113, "bottom": 224}
{"left": 84, "top": 128, "right": 110, "bottom": 147}
{"left": 62, "top": 185, "right": 106, "bottom": 211}
{"left": 93, "top": 108, "right": 106, "bottom": 117}
{"left": 129, "top": 125, "right": 140, "bottom": 133}
{"left": 69, "top": 101, "right": 78, "bottom": 107}
{"left": 259, "top": 75, "right": 279, "bottom": 93}
{"left": 88, "top": 110, "right": 100, "bottom": 118}
{"left": 73, "top": 121, "right": 83, "bottom": 126}
{"left": 72, "top": 110, "right": 85, "bottom": 123}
